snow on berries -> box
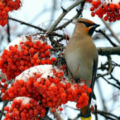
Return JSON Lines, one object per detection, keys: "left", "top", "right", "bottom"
{"left": 0, "top": 36, "right": 56, "bottom": 80}
{"left": 4, "top": 97, "right": 46, "bottom": 120}
{"left": 2, "top": 65, "right": 92, "bottom": 116}
{"left": 0, "top": 0, "right": 21, "bottom": 27}
{"left": 86, "top": 0, "right": 120, "bottom": 22}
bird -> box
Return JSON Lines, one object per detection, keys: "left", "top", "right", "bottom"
{"left": 64, "top": 18, "right": 99, "bottom": 120}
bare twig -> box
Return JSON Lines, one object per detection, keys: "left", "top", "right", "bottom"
{"left": 7, "top": 19, "right": 11, "bottom": 43}
{"left": 48, "top": 0, "right": 84, "bottom": 32}
{"left": 0, "top": 101, "right": 8, "bottom": 119}
{"left": 0, "top": 110, "right": 5, "bottom": 116}
{"left": 101, "top": 18, "right": 120, "bottom": 43}
{"left": 97, "top": 55, "right": 112, "bottom": 78}
{"left": 102, "top": 76, "right": 120, "bottom": 89}
{"left": 55, "top": 0, "right": 86, "bottom": 31}
{"left": 109, "top": 74, "right": 120, "bottom": 86}
{"left": 95, "top": 29, "right": 118, "bottom": 47}
{"left": 93, "top": 32, "right": 120, "bottom": 41}
{"left": 92, "top": 109, "right": 120, "bottom": 120}
{"left": 8, "top": 17, "right": 46, "bottom": 32}
{"left": 95, "top": 105, "right": 98, "bottom": 120}
{"left": 47, "top": 0, "right": 84, "bottom": 43}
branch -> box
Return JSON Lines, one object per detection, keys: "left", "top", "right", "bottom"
{"left": 0, "top": 101, "right": 8, "bottom": 119}
{"left": 8, "top": 17, "right": 46, "bottom": 32}
{"left": 7, "top": 19, "right": 11, "bottom": 43}
{"left": 101, "top": 18, "right": 120, "bottom": 43}
{"left": 55, "top": 1, "right": 85, "bottom": 31}
{"left": 0, "top": 110, "right": 5, "bottom": 116}
{"left": 93, "top": 32, "right": 120, "bottom": 41}
{"left": 95, "top": 29, "right": 118, "bottom": 47}
{"left": 47, "top": 0, "right": 84, "bottom": 36}
{"left": 97, "top": 47, "right": 120, "bottom": 56}
{"left": 102, "top": 76, "right": 120, "bottom": 89}
{"left": 97, "top": 55, "right": 112, "bottom": 78}
{"left": 95, "top": 105, "right": 98, "bottom": 120}
{"left": 92, "top": 109, "right": 120, "bottom": 120}
{"left": 109, "top": 74, "right": 120, "bottom": 86}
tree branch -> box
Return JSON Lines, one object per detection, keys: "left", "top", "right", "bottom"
{"left": 97, "top": 55, "right": 112, "bottom": 78}
{"left": 92, "top": 109, "right": 120, "bottom": 120}
{"left": 47, "top": 0, "right": 84, "bottom": 43}
{"left": 7, "top": 19, "right": 11, "bottom": 43}
{"left": 95, "top": 29, "right": 118, "bottom": 47}
{"left": 55, "top": 0, "right": 85, "bottom": 31}
{"left": 0, "top": 110, "right": 5, "bottom": 116}
{"left": 102, "top": 76, "right": 120, "bottom": 89}
{"left": 101, "top": 18, "right": 120, "bottom": 43}
{"left": 97, "top": 47, "right": 120, "bottom": 56}
{"left": 95, "top": 105, "right": 98, "bottom": 120}
{"left": 8, "top": 17, "right": 46, "bottom": 32}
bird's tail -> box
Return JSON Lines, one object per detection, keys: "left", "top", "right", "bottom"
{"left": 80, "top": 107, "right": 91, "bottom": 120}
{"left": 79, "top": 91, "right": 96, "bottom": 120}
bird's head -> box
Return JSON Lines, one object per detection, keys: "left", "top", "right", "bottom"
{"left": 73, "top": 18, "right": 100, "bottom": 36}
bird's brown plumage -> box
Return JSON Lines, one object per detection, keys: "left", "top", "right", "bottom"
{"left": 65, "top": 18, "right": 99, "bottom": 116}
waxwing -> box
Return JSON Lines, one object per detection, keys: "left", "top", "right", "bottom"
{"left": 65, "top": 18, "right": 99, "bottom": 120}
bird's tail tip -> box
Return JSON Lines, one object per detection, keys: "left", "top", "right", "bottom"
{"left": 79, "top": 107, "right": 91, "bottom": 120}
{"left": 80, "top": 116, "right": 92, "bottom": 120}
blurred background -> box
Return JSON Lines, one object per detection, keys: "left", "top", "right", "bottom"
{"left": 0, "top": 0, "right": 120, "bottom": 120}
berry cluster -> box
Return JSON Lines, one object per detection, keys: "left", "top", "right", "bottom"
{"left": 90, "top": 0, "right": 120, "bottom": 22}
{"left": 2, "top": 77, "right": 42, "bottom": 101}
{"left": 34, "top": 73, "right": 92, "bottom": 109}
{"left": 0, "top": 36, "right": 56, "bottom": 80}
{"left": 0, "top": 0, "right": 21, "bottom": 26}
{"left": 4, "top": 97, "right": 46, "bottom": 120}
{"left": 3, "top": 65, "right": 92, "bottom": 111}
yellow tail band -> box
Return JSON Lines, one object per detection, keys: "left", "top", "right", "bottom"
{"left": 80, "top": 116, "right": 92, "bottom": 120}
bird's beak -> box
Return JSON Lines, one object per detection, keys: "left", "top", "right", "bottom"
{"left": 95, "top": 24, "right": 100, "bottom": 28}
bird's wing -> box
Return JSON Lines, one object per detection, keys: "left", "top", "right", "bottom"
{"left": 89, "top": 53, "right": 98, "bottom": 105}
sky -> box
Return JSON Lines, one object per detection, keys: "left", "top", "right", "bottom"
{"left": 0, "top": 0, "right": 120, "bottom": 120}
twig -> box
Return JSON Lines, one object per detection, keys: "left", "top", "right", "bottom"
{"left": 102, "top": 76, "right": 120, "bottom": 89}
{"left": 93, "top": 32, "right": 120, "bottom": 41}
{"left": 92, "top": 109, "right": 120, "bottom": 120}
{"left": 0, "top": 110, "right": 5, "bottom": 116}
{"left": 97, "top": 55, "right": 112, "bottom": 78}
{"left": 95, "top": 105, "right": 98, "bottom": 120}
{"left": 55, "top": 0, "right": 86, "bottom": 31}
{"left": 109, "top": 74, "right": 120, "bottom": 86}
{"left": 8, "top": 17, "right": 46, "bottom": 32}
{"left": 47, "top": 0, "right": 84, "bottom": 42}
{"left": 95, "top": 29, "right": 118, "bottom": 47}
{"left": 0, "top": 101, "right": 8, "bottom": 119}
{"left": 101, "top": 18, "right": 120, "bottom": 43}
{"left": 7, "top": 19, "right": 11, "bottom": 43}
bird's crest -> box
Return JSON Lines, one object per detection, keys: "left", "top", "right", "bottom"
{"left": 73, "top": 18, "right": 95, "bottom": 24}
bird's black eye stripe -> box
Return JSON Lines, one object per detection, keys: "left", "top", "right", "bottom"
{"left": 79, "top": 22, "right": 95, "bottom": 27}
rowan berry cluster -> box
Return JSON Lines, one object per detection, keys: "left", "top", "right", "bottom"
{"left": 0, "top": 0, "right": 21, "bottom": 26}
{"left": 0, "top": 36, "right": 56, "bottom": 80}
{"left": 4, "top": 97, "right": 46, "bottom": 120}
{"left": 3, "top": 65, "right": 92, "bottom": 114}
{"left": 90, "top": 0, "right": 120, "bottom": 22}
